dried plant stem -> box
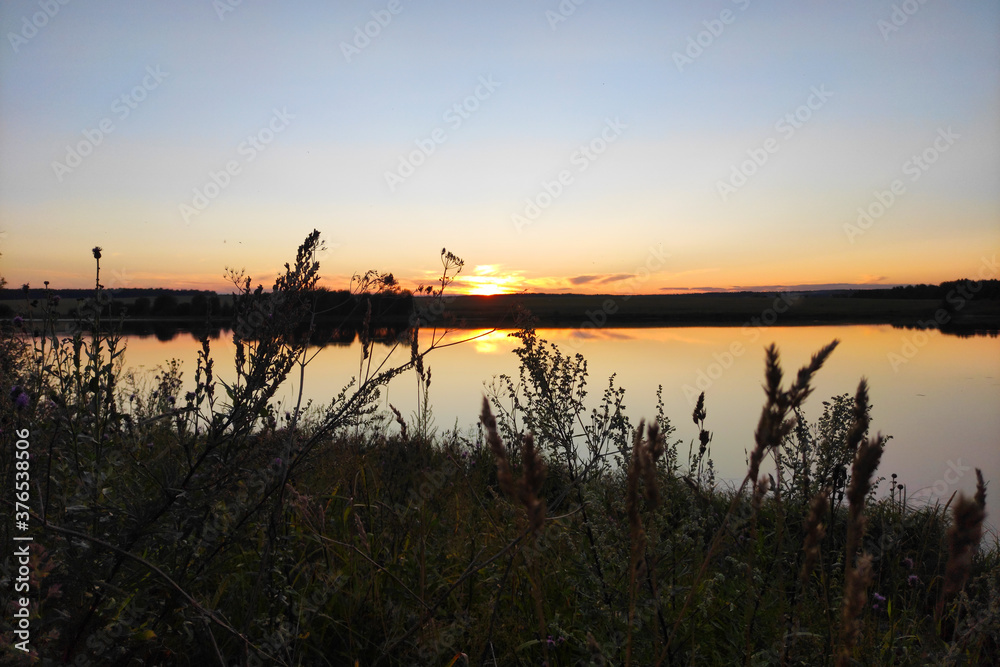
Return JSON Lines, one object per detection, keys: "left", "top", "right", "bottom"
{"left": 661, "top": 342, "right": 837, "bottom": 665}
{"left": 936, "top": 468, "right": 987, "bottom": 624}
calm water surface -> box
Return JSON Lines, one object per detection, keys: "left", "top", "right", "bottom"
{"left": 120, "top": 325, "right": 999, "bottom": 516}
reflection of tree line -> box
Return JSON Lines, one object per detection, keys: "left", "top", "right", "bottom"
{"left": 121, "top": 320, "right": 412, "bottom": 346}
{"left": 120, "top": 289, "right": 414, "bottom": 346}
{"left": 891, "top": 323, "right": 999, "bottom": 339}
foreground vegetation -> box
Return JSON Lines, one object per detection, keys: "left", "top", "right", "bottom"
{"left": 1, "top": 234, "right": 996, "bottom": 666}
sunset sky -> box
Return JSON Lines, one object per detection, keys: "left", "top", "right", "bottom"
{"left": 1, "top": 0, "right": 998, "bottom": 295}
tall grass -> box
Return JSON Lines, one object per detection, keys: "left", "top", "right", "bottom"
{"left": 1, "top": 234, "right": 996, "bottom": 665}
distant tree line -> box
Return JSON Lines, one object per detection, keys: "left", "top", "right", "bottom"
{"left": 0, "top": 287, "right": 219, "bottom": 301}
{"left": 850, "top": 279, "right": 1000, "bottom": 300}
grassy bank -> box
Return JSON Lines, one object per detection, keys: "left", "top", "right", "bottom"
{"left": 1, "top": 236, "right": 996, "bottom": 665}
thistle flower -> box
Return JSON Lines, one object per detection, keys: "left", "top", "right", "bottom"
{"left": 908, "top": 574, "right": 920, "bottom": 586}
{"left": 14, "top": 391, "right": 29, "bottom": 410}
{"left": 13, "top": 315, "right": 23, "bottom": 326}
{"left": 92, "top": 246, "right": 102, "bottom": 260}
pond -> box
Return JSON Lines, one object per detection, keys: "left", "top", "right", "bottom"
{"left": 116, "top": 324, "right": 999, "bottom": 516}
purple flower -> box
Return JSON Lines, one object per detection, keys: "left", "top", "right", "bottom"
{"left": 14, "top": 391, "right": 29, "bottom": 410}
{"left": 908, "top": 574, "right": 920, "bottom": 586}
{"left": 10, "top": 385, "right": 23, "bottom": 400}
{"left": 903, "top": 557, "right": 914, "bottom": 570}
{"left": 872, "top": 592, "right": 886, "bottom": 611}
{"left": 272, "top": 457, "right": 283, "bottom": 468}
{"left": 546, "top": 635, "right": 555, "bottom": 647}
{"left": 13, "top": 315, "right": 23, "bottom": 326}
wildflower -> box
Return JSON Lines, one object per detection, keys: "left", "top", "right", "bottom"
{"left": 272, "top": 457, "right": 283, "bottom": 468}
{"left": 903, "top": 557, "right": 914, "bottom": 569}
{"left": 908, "top": 574, "right": 920, "bottom": 586}
{"left": 185, "top": 391, "right": 196, "bottom": 402}
{"left": 546, "top": 635, "right": 555, "bottom": 647}
{"left": 10, "top": 385, "right": 23, "bottom": 400}
{"left": 92, "top": 246, "right": 102, "bottom": 260}
{"left": 13, "top": 315, "right": 23, "bottom": 326}
{"left": 872, "top": 592, "right": 886, "bottom": 611}
{"left": 15, "top": 391, "right": 29, "bottom": 410}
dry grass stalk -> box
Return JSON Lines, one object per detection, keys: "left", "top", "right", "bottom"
{"left": 353, "top": 508, "right": 371, "bottom": 555}
{"left": 692, "top": 392, "right": 710, "bottom": 459}
{"left": 837, "top": 553, "right": 873, "bottom": 666}
{"left": 481, "top": 397, "right": 516, "bottom": 499}
{"left": 836, "top": 419, "right": 884, "bottom": 665}
{"left": 974, "top": 467, "right": 986, "bottom": 510}
{"left": 625, "top": 420, "right": 668, "bottom": 666}
{"left": 587, "top": 632, "right": 607, "bottom": 666}
{"left": 662, "top": 343, "right": 838, "bottom": 664}
{"left": 749, "top": 341, "right": 839, "bottom": 487}
{"left": 800, "top": 487, "right": 830, "bottom": 588}
{"left": 752, "top": 475, "right": 770, "bottom": 514}
{"left": 843, "top": 434, "right": 884, "bottom": 571}
{"left": 626, "top": 421, "right": 645, "bottom": 551}
{"left": 389, "top": 403, "right": 408, "bottom": 441}
{"left": 936, "top": 468, "right": 987, "bottom": 620}
{"left": 519, "top": 433, "right": 547, "bottom": 533}
{"left": 480, "top": 398, "right": 547, "bottom": 532}
{"left": 844, "top": 379, "right": 871, "bottom": 456}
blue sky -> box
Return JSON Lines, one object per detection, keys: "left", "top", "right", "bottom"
{"left": 1, "top": 0, "right": 998, "bottom": 293}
